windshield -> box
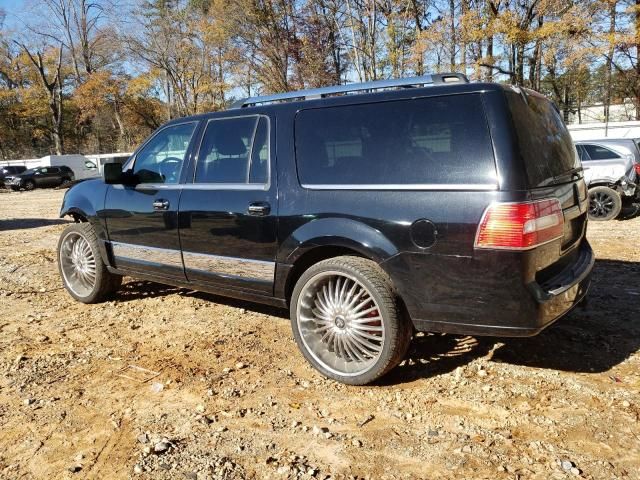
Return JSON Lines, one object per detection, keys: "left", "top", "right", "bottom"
{"left": 506, "top": 89, "right": 580, "bottom": 187}
{"left": 22, "top": 168, "right": 38, "bottom": 175}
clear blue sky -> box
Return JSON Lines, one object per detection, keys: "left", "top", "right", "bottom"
{"left": 0, "top": 0, "right": 26, "bottom": 29}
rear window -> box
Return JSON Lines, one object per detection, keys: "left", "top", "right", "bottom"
{"left": 506, "top": 90, "right": 579, "bottom": 187}
{"left": 295, "top": 95, "right": 496, "bottom": 186}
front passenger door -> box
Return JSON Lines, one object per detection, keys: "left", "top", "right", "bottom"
{"left": 104, "top": 122, "right": 198, "bottom": 279}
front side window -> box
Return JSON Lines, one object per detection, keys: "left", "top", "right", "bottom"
{"left": 195, "top": 116, "right": 269, "bottom": 184}
{"left": 133, "top": 122, "right": 196, "bottom": 184}
{"left": 294, "top": 95, "right": 496, "bottom": 186}
{"left": 582, "top": 144, "right": 620, "bottom": 161}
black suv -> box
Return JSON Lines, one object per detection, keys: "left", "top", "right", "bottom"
{"left": 57, "top": 74, "right": 594, "bottom": 385}
{"left": 0, "top": 165, "right": 27, "bottom": 186}
{"left": 7, "top": 166, "right": 74, "bottom": 191}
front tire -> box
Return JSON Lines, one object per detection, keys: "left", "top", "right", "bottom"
{"left": 58, "top": 223, "right": 122, "bottom": 303}
{"left": 290, "top": 256, "right": 412, "bottom": 385}
{"left": 24, "top": 180, "right": 35, "bottom": 191}
{"left": 588, "top": 186, "right": 622, "bottom": 221}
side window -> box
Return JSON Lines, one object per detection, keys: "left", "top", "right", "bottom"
{"left": 250, "top": 117, "right": 269, "bottom": 184}
{"left": 133, "top": 122, "right": 196, "bottom": 184}
{"left": 295, "top": 95, "right": 496, "bottom": 186}
{"left": 195, "top": 116, "right": 269, "bottom": 184}
{"left": 583, "top": 144, "right": 620, "bottom": 160}
{"left": 576, "top": 144, "right": 589, "bottom": 161}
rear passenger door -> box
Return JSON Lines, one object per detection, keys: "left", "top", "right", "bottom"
{"left": 178, "top": 114, "right": 278, "bottom": 294}
{"left": 35, "top": 167, "right": 56, "bottom": 186}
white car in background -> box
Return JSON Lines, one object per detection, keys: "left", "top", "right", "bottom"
{"left": 575, "top": 140, "right": 640, "bottom": 221}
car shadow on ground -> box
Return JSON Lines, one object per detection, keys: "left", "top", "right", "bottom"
{"left": 114, "top": 280, "right": 288, "bottom": 319}
{"left": 384, "top": 258, "right": 640, "bottom": 385}
{"left": 0, "top": 218, "right": 69, "bottom": 231}
{"left": 112, "top": 258, "right": 639, "bottom": 385}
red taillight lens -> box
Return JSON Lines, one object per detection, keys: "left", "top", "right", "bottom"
{"left": 475, "top": 199, "right": 564, "bottom": 250}
{"left": 634, "top": 164, "right": 640, "bottom": 175}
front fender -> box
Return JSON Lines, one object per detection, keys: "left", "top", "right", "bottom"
{"left": 279, "top": 217, "right": 399, "bottom": 265}
{"left": 59, "top": 179, "right": 112, "bottom": 265}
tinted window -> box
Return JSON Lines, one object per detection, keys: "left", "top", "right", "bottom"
{"left": 576, "top": 144, "right": 589, "bottom": 161}
{"left": 195, "top": 116, "right": 269, "bottom": 184}
{"left": 582, "top": 144, "right": 620, "bottom": 160}
{"left": 506, "top": 90, "right": 579, "bottom": 187}
{"left": 250, "top": 118, "right": 269, "bottom": 183}
{"left": 133, "top": 122, "right": 196, "bottom": 184}
{"left": 295, "top": 95, "right": 496, "bottom": 185}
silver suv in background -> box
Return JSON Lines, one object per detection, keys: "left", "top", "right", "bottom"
{"left": 575, "top": 140, "right": 640, "bottom": 221}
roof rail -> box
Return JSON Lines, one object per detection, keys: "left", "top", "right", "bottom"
{"left": 230, "top": 73, "right": 468, "bottom": 109}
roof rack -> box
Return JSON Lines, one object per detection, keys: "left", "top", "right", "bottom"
{"left": 230, "top": 73, "right": 469, "bottom": 109}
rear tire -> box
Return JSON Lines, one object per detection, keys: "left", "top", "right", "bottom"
{"left": 58, "top": 223, "right": 122, "bottom": 303}
{"left": 60, "top": 178, "right": 72, "bottom": 187}
{"left": 588, "top": 186, "right": 622, "bottom": 221}
{"left": 290, "top": 256, "right": 412, "bottom": 385}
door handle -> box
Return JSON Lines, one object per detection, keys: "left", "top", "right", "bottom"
{"left": 153, "top": 199, "right": 170, "bottom": 211}
{"left": 247, "top": 202, "right": 271, "bottom": 216}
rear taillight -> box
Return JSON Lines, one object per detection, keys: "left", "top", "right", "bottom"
{"left": 475, "top": 199, "right": 564, "bottom": 250}
{"left": 634, "top": 164, "right": 640, "bottom": 175}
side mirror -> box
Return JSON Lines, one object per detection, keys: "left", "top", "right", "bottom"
{"left": 103, "top": 163, "right": 138, "bottom": 185}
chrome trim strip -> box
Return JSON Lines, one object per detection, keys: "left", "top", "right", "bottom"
{"left": 300, "top": 183, "right": 498, "bottom": 191}
{"left": 183, "top": 250, "right": 275, "bottom": 282}
{"left": 111, "top": 242, "right": 184, "bottom": 269}
{"left": 182, "top": 183, "right": 269, "bottom": 191}
{"left": 114, "top": 183, "right": 269, "bottom": 191}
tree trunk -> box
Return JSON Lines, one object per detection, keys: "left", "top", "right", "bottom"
{"left": 636, "top": 0, "right": 640, "bottom": 119}
{"left": 604, "top": 1, "right": 616, "bottom": 125}
{"left": 460, "top": 0, "right": 467, "bottom": 73}
{"left": 449, "top": 0, "right": 456, "bottom": 71}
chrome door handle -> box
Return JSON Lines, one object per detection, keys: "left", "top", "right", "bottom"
{"left": 247, "top": 202, "right": 270, "bottom": 216}
{"left": 153, "top": 199, "right": 170, "bottom": 211}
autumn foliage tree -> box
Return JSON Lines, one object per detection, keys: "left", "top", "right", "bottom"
{"left": 1, "top": 0, "right": 640, "bottom": 158}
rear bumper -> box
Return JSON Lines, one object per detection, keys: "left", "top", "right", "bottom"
{"left": 395, "top": 241, "right": 594, "bottom": 337}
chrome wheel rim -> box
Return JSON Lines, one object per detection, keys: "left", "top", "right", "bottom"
{"left": 59, "top": 231, "right": 96, "bottom": 297}
{"left": 296, "top": 271, "right": 385, "bottom": 376}
{"left": 589, "top": 191, "right": 615, "bottom": 218}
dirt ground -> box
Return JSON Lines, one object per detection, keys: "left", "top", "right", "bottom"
{"left": 0, "top": 188, "right": 638, "bottom": 480}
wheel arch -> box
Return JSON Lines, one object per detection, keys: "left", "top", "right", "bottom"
{"left": 277, "top": 218, "right": 400, "bottom": 304}
{"left": 59, "top": 180, "right": 112, "bottom": 266}
{"left": 588, "top": 180, "right": 620, "bottom": 189}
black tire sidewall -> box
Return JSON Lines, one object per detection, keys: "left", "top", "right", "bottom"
{"left": 588, "top": 186, "right": 622, "bottom": 221}
{"left": 57, "top": 223, "right": 118, "bottom": 303}
{"left": 290, "top": 257, "right": 406, "bottom": 385}
{"left": 24, "top": 181, "right": 35, "bottom": 191}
